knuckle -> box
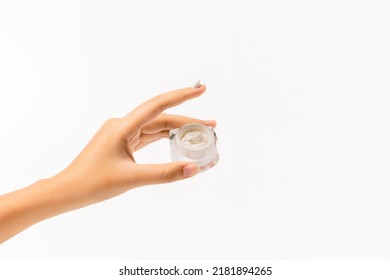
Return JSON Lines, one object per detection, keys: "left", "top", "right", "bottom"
{"left": 103, "top": 118, "right": 119, "bottom": 127}
{"left": 160, "top": 168, "right": 174, "bottom": 182}
{"left": 151, "top": 95, "right": 167, "bottom": 111}
{"left": 160, "top": 118, "right": 170, "bottom": 129}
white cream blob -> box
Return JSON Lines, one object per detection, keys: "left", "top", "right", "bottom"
{"left": 181, "top": 129, "right": 209, "bottom": 148}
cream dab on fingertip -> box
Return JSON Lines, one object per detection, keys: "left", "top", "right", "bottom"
{"left": 192, "top": 80, "right": 201, "bottom": 89}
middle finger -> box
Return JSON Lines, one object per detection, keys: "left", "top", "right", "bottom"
{"left": 141, "top": 113, "right": 216, "bottom": 134}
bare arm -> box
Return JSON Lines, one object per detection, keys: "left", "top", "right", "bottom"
{"left": 0, "top": 84, "right": 216, "bottom": 244}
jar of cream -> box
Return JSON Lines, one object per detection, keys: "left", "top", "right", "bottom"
{"left": 169, "top": 123, "right": 219, "bottom": 171}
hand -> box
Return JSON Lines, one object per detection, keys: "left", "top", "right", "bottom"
{"left": 53, "top": 84, "right": 216, "bottom": 204}
{"left": 0, "top": 84, "right": 216, "bottom": 243}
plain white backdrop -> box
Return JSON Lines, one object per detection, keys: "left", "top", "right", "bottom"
{"left": 0, "top": 0, "right": 389, "bottom": 259}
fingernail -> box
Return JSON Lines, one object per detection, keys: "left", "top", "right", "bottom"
{"left": 183, "top": 164, "right": 200, "bottom": 178}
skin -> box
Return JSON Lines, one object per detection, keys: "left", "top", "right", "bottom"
{"left": 0, "top": 84, "right": 216, "bottom": 244}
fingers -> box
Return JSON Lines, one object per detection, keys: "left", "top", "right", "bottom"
{"left": 141, "top": 113, "right": 216, "bottom": 134}
{"left": 141, "top": 130, "right": 169, "bottom": 141}
{"left": 134, "top": 130, "right": 169, "bottom": 151}
{"left": 133, "top": 114, "right": 217, "bottom": 151}
{"left": 121, "top": 85, "right": 206, "bottom": 135}
{"left": 132, "top": 162, "right": 200, "bottom": 186}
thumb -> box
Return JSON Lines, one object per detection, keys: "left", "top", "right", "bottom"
{"left": 134, "top": 162, "right": 200, "bottom": 186}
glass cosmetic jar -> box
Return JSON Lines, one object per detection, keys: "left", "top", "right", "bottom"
{"left": 170, "top": 123, "right": 219, "bottom": 171}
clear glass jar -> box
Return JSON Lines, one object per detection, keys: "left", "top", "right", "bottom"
{"left": 170, "top": 123, "right": 219, "bottom": 171}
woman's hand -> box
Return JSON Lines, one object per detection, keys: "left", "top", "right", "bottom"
{"left": 59, "top": 84, "right": 216, "bottom": 203}
{"left": 0, "top": 84, "right": 215, "bottom": 243}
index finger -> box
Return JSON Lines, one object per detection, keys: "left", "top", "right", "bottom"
{"left": 122, "top": 84, "right": 206, "bottom": 131}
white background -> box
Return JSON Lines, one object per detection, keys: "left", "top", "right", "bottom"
{"left": 0, "top": 0, "right": 389, "bottom": 259}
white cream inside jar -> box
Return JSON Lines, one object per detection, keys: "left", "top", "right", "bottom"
{"left": 170, "top": 123, "right": 219, "bottom": 171}
{"left": 181, "top": 129, "right": 209, "bottom": 148}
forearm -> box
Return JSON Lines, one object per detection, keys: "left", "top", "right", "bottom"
{"left": 0, "top": 174, "right": 91, "bottom": 244}
{"left": 0, "top": 85, "right": 210, "bottom": 244}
